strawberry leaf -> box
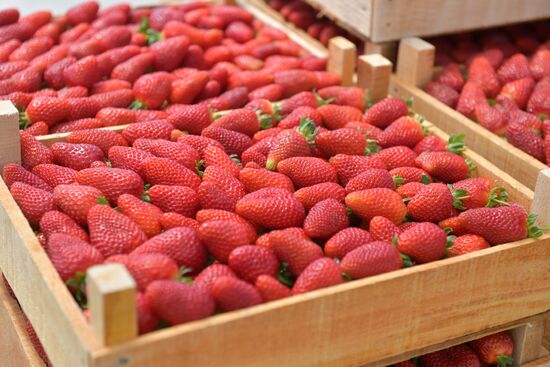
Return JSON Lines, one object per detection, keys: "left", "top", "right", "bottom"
{"left": 364, "top": 139, "right": 381, "bottom": 155}
{"left": 97, "top": 196, "right": 109, "bottom": 205}
{"left": 65, "top": 271, "right": 87, "bottom": 309}
{"left": 195, "top": 159, "right": 205, "bottom": 178}
{"left": 496, "top": 355, "right": 513, "bottom": 367}
{"left": 486, "top": 186, "right": 509, "bottom": 207}
{"left": 258, "top": 112, "right": 273, "bottom": 130}
{"left": 449, "top": 184, "right": 469, "bottom": 210}
{"left": 421, "top": 174, "right": 431, "bottom": 185}
{"left": 129, "top": 99, "right": 146, "bottom": 110}
{"left": 527, "top": 213, "right": 547, "bottom": 238}
{"left": 400, "top": 253, "right": 414, "bottom": 267}
{"left": 277, "top": 262, "right": 294, "bottom": 287}
{"left": 445, "top": 235, "right": 457, "bottom": 248}
{"left": 296, "top": 117, "right": 318, "bottom": 144}
{"left": 446, "top": 133, "right": 465, "bottom": 154}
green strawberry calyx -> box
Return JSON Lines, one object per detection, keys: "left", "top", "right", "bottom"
{"left": 400, "top": 253, "right": 414, "bottom": 268}
{"left": 277, "top": 262, "right": 294, "bottom": 287}
{"left": 296, "top": 117, "right": 319, "bottom": 145}
{"left": 18, "top": 109, "right": 29, "bottom": 130}
{"left": 195, "top": 159, "right": 205, "bottom": 178}
{"left": 179, "top": 267, "right": 194, "bottom": 284}
{"left": 421, "top": 174, "right": 431, "bottom": 185}
{"left": 66, "top": 271, "right": 88, "bottom": 309}
{"left": 258, "top": 111, "right": 273, "bottom": 130}
{"left": 97, "top": 196, "right": 109, "bottom": 205}
{"left": 465, "top": 158, "right": 477, "bottom": 173}
{"left": 313, "top": 91, "right": 333, "bottom": 106}
{"left": 129, "top": 99, "right": 147, "bottom": 110}
{"left": 364, "top": 139, "right": 382, "bottom": 155}
{"left": 448, "top": 185, "right": 470, "bottom": 210}
{"left": 138, "top": 16, "right": 163, "bottom": 45}
{"left": 527, "top": 213, "right": 550, "bottom": 238}
{"left": 496, "top": 355, "right": 513, "bottom": 367}
{"left": 229, "top": 154, "right": 241, "bottom": 166}
{"left": 446, "top": 235, "right": 457, "bottom": 249}
{"left": 486, "top": 186, "right": 509, "bottom": 207}
{"left": 446, "top": 133, "right": 465, "bottom": 154}
{"left": 392, "top": 175, "right": 406, "bottom": 187}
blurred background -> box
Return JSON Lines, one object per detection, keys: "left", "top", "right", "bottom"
{"left": 2, "top": 0, "right": 157, "bottom": 15}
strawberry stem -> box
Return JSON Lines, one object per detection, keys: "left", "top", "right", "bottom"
{"left": 342, "top": 272, "right": 353, "bottom": 281}
{"left": 421, "top": 174, "right": 431, "bottom": 184}
{"left": 446, "top": 133, "right": 465, "bottom": 154}
{"left": 448, "top": 185, "right": 470, "bottom": 210}
{"left": 392, "top": 175, "right": 406, "bottom": 187}
{"left": 296, "top": 117, "right": 318, "bottom": 144}
{"left": 97, "top": 196, "right": 109, "bottom": 205}
{"left": 527, "top": 213, "right": 549, "bottom": 238}
{"left": 486, "top": 186, "right": 509, "bottom": 207}
{"left": 178, "top": 267, "right": 194, "bottom": 283}
{"left": 258, "top": 112, "right": 273, "bottom": 130}
{"left": 138, "top": 16, "right": 163, "bottom": 45}
{"left": 18, "top": 110, "right": 29, "bottom": 130}
{"left": 129, "top": 99, "right": 146, "bottom": 110}
{"left": 364, "top": 139, "right": 381, "bottom": 155}
{"left": 496, "top": 355, "right": 513, "bottom": 367}
{"left": 277, "top": 262, "right": 294, "bottom": 287}
{"left": 465, "top": 158, "right": 476, "bottom": 173}
{"left": 446, "top": 235, "right": 457, "bottom": 248}
{"left": 400, "top": 253, "right": 414, "bottom": 267}
{"left": 65, "top": 271, "right": 87, "bottom": 309}
{"left": 195, "top": 159, "right": 205, "bottom": 178}
{"left": 229, "top": 154, "right": 241, "bottom": 166}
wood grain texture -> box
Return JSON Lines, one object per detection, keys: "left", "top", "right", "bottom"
{"left": 327, "top": 36, "right": 357, "bottom": 87}
{"left": 511, "top": 320, "right": 549, "bottom": 365}
{"left": 396, "top": 37, "right": 434, "bottom": 87}
{"left": 0, "top": 101, "right": 21, "bottom": 170}
{"left": 357, "top": 54, "right": 392, "bottom": 103}
{"left": 364, "top": 41, "right": 397, "bottom": 64}
{"left": 0, "top": 273, "right": 46, "bottom": 367}
{"left": 532, "top": 169, "right": 550, "bottom": 227}
{"left": 390, "top": 75, "right": 548, "bottom": 191}
{"left": 521, "top": 355, "right": 550, "bottom": 367}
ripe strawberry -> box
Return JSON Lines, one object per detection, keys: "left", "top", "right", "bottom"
{"left": 204, "top": 45, "right": 233, "bottom": 67}
{"left": 140, "top": 139, "right": 199, "bottom": 171}
{"left": 10, "top": 182, "right": 55, "bottom": 226}
{"left": 108, "top": 146, "right": 154, "bottom": 173}
{"left": 133, "top": 227, "right": 206, "bottom": 272}
{"left": 379, "top": 116, "right": 425, "bottom": 149}
{"left": 470, "top": 332, "right": 514, "bottom": 366}
{"left": 278, "top": 106, "right": 322, "bottom": 129}
{"left": 51, "top": 142, "right": 104, "bottom": 171}
{"left": 166, "top": 104, "right": 212, "bottom": 135}
{"left": 211, "top": 108, "right": 261, "bottom": 137}
{"left": 196, "top": 209, "right": 257, "bottom": 243}
{"left": 421, "top": 344, "right": 481, "bottom": 367}
{"left": 346, "top": 188, "right": 406, "bottom": 225}
{"left": 25, "top": 96, "right": 69, "bottom": 127}
{"left": 292, "top": 257, "right": 342, "bottom": 294}
{"left": 397, "top": 222, "right": 447, "bottom": 263}
{"left": 122, "top": 120, "right": 174, "bottom": 144}
{"left": 279, "top": 91, "right": 318, "bottom": 116}
{"left": 447, "top": 234, "right": 490, "bottom": 257}
{"left": 269, "top": 230, "right": 323, "bottom": 276}
{"left": 92, "top": 79, "right": 132, "bottom": 95}
{"left": 111, "top": 52, "right": 155, "bottom": 83}
{"left": 473, "top": 102, "right": 507, "bottom": 135}
{"left": 407, "top": 183, "right": 461, "bottom": 223}
{"left": 456, "top": 82, "right": 487, "bottom": 119}
{"left": 315, "top": 128, "right": 366, "bottom": 157}
{"left": 159, "top": 212, "right": 199, "bottom": 231}
{"left": 439, "top": 215, "right": 467, "bottom": 236}
{"left": 43, "top": 56, "right": 76, "bottom": 89}
{"left": 94, "top": 107, "right": 135, "bottom": 127}
{"left": 497, "top": 77, "right": 535, "bottom": 110}
{"left": 397, "top": 181, "right": 426, "bottom": 199}
{"left": 340, "top": 241, "right": 402, "bottom": 280}
{"left": 506, "top": 121, "right": 545, "bottom": 161}
{"left": 113, "top": 253, "right": 178, "bottom": 291}
{"left": 415, "top": 151, "right": 470, "bottom": 183}
{"left": 293, "top": 182, "right": 346, "bottom": 210}
{"left": 211, "top": 276, "right": 262, "bottom": 311}
{"left": 363, "top": 98, "right": 409, "bottom": 129}
{"left": 57, "top": 86, "right": 88, "bottom": 99}
{"left": 135, "top": 291, "right": 159, "bottom": 334}
{"left": 228, "top": 245, "right": 278, "bottom": 283}
{"left": 0, "top": 39, "right": 21, "bottom": 62}
{"left": 147, "top": 184, "right": 199, "bottom": 217}
{"left": 497, "top": 53, "right": 531, "bottom": 84}
{"left": 228, "top": 70, "right": 274, "bottom": 92}
{"left": 202, "top": 126, "right": 252, "bottom": 155}
{"left": 324, "top": 227, "right": 373, "bottom": 259}
{"left": 390, "top": 166, "right": 432, "bottom": 184}
{"left": 170, "top": 71, "right": 209, "bottom": 104}
{"left": 329, "top": 154, "right": 387, "bottom": 185}
{"left": 199, "top": 166, "right": 246, "bottom": 210}
{"left": 63, "top": 55, "right": 103, "bottom": 88}
{"left": 53, "top": 184, "right": 104, "bottom": 226}
{"left": 146, "top": 280, "right": 215, "bottom": 325}
{"left": 131, "top": 72, "right": 172, "bottom": 110}
{"left": 527, "top": 77, "right": 550, "bottom": 118}
{"left": 453, "top": 177, "right": 507, "bottom": 209}
{"left": 0, "top": 22, "right": 34, "bottom": 44}
{"left": 530, "top": 48, "right": 550, "bottom": 80}
{"left": 20, "top": 131, "right": 53, "bottom": 169}
{"left": 303, "top": 199, "right": 349, "bottom": 239}
{"left": 256, "top": 227, "right": 308, "bottom": 249}
{"left": 468, "top": 56, "right": 500, "bottom": 97}
{"left": 248, "top": 84, "right": 283, "bottom": 101}
{"left": 234, "top": 54, "right": 264, "bottom": 70}
{"left": 345, "top": 168, "right": 395, "bottom": 193}
{"left": 67, "top": 1, "right": 99, "bottom": 25}
{"left": 277, "top": 157, "right": 337, "bottom": 188}
{"left": 66, "top": 129, "right": 127, "bottom": 155}
{"left": 0, "top": 8, "right": 19, "bottom": 26}
{"left": 425, "top": 81, "right": 460, "bottom": 108}
{"left": 369, "top": 215, "right": 401, "bottom": 242}
{"left": 46, "top": 233, "right": 103, "bottom": 281}
{"left": 265, "top": 129, "right": 312, "bottom": 170}
{"left": 194, "top": 263, "right": 237, "bottom": 291}
{"left": 199, "top": 219, "right": 250, "bottom": 263}
{"left": 202, "top": 144, "right": 241, "bottom": 177}
{"left": 9, "top": 36, "right": 54, "bottom": 62}
{"left": 150, "top": 35, "right": 190, "bottom": 72}
{"left": 435, "top": 62, "right": 465, "bottom": 91}
{"left": 318, "top": 86, "right": 367, "bottom": 111}
{"left": 40, "top": 210, "right": 88, "bottom": 242}
{"left": 88, "top": 204, "right": 147, "bottom": 257}
{"left": 0, "top": 60, "right": 29, "bottom": 80}
{"left": 239, "top": 167, "right": 294, "bottom": 193}
{"left": 317, "top": 104, "right": 363, "bottom": 130}
{"left": 118, "top": 194, "right": 163, "bottom": 238}
{"left": 2, "top": 163, "right": 51, "bottom": 191}
{"left": 255, "top": 274, "right": 291, "bottom": 301}
{"left": 273, "top": 69, "right": 316, "bottom": 98}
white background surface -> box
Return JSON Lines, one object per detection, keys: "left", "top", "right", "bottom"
{"left": 2, "top": 0, "right": 160, "bottom": 15}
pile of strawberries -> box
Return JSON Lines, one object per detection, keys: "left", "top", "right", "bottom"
{"left": 3, "top": 81, "right": 543, "bottom": 337}
{"left": 266, "top": 0, "right": 362, "bottom": 49}
{"left": 424, "top": 22, "right": 550, "bottom": 163}
{"left": 0, "top": 1, "right": 336, "bottom": 135}
{"left": 391, "top": 331, "right": 514, "bottom": 367}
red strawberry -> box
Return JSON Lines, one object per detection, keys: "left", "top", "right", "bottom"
{"left": 199, "top": 166, "right": 246, "bottom": 211}
{"left": 25, "top": 96, "right": 69, "bottom": 126}
{"left": 248, "top": 84, "right": 284, "bottom": 101}
{"left": 111, "top": 52, "right": 155, "bottom": 83}
{"left": 0, "top": 22, "right": 34, "bottom": 44}
{"left": 435, "top": 62, "right": 464, "bottom": 91}
{"left": 228, "top": 245, "right": 278, "bottom": 283}
{"left": 0, "top": 9, "right": 19, "bottom": 26}
{"left": 415, "top": 151, "right": 470, "bottom": 183}
{"left": 92, "top": 79, "right": 132, "bottom": 94}
{"left": 133, "top": 227, "right": 206, "bottom": 272}
{"left": 293, "top": 182, "right": 346, "bottom": 210}
{"left": 118, "top": 194, "right": 163, "bottom": 238}
{"left": 363, "top": 98, "right": 409, "bottom": 128}
{"left": 66, "top": 129, "right": 127, "bottom": 154}
{"left": 2, "top": 163, "right": 51, "bottom": 191}
{"left": 57, "top": 86, "right": 88, "bottom": 99}
{"left": 63, "top": 55, "right": 103, "bottom": 88}
{"left": 447, "top": 234, "right": 490, "bottom": 257}
{"left": 0, "top": 39, "right": 21, "bottom": 62}
{"left": 194, "top": 264, "right": 237, "bottom": 291}
{"left": 204, "top": 45, "right": 233, "bottom": 67}
{"left": 165, "top": 104, "right": 212, "bottom": 135}
{"left": 88, "top": 204, "right": 147, "bottom": 257}
{"left": 397, "top": 222, "right": 447, "bottom": 263}
{"left": 277, "top": 157, "right": 337, "bottom": 188}
{"left": 324, "top": 227, "right": 373, "bottom": 259}
{"left": 136, "top": 291, "right": 158, "bottom": 334}
{"left": 67, "top": 1, "right": 99, "bottom": 25}
{"left": 239, "top": 167, "right": 294, "bottom": 193}
{"left": 470, "top": 332, "right": 514, "bottom": 366}
{"left": 169, "top": 71, "right": 209, "bottom": 104}
{"left": 453, "top": 177, "right": 507, "bottom": 209}
{"left": 113, "top": 253, "right": 178, "bottom": 291}
{"left": 456, "top": 81, "right": 488, "bottom": 119}
{"left": 273, "top": 69, "right": 316, "bottom": 98}
{"left": 421, "top": 345, "right": 481, "bottom": 367}
{"left": 345, "top": 168, "right": 395, "bottom": 193}
{"left": 40, "top": 210, "right": 88, "bottom": 241}
{"left": 390, "top": 166, "right": 432, "bottom": 184}
{"left": 278, "top": 106, "right": 322, "bottom": 129}
{"left": 211, "top": 276, "right": 262, "bottom": 311}
{"left": 46, "top": 233, "right": 103, "bottom": 281}
{"left": 397, "top": 181, "right": 426, "bottom": 199}
{"left": 269, "top": 230, "right": 323, "bottom": 276}
{"left": 340, "top": 241, "right": 402, "bottom": 279}
{"left": 96, "top": 106, "right": 137, "bottom": 127}
{"left": 132, "top": 72, "right": 172, "bottom": 110}
{"left": 369, "top": 215, "right": 401, "bottom": 242}
{"left": 150, "top": 35, "right": 190, "bottom": 71}
{"left": 279, "top": 91, "right": 318, "bottom": 116}
{"left": 59, "top": 23, "right": 90, "bottom": 44}
{"left": 329, "top": 154, "right": 387, "bottom": 185}
{"left": 473, "top": 102, "right": 507, "bottom": 135}
{"left": 20, "top": 131, "right": 53, "bottom": 169}
{"left": 506, "top": 120, "right": 545, "bottom": 161}
{"left": 317, "top": 104, "right": 363, "bottom": 130}
{"left": 53, "top": 184, "right": 104, "bottom": 226}
{"left": 10, "top": 182, "right": 55, "bottom": 226}
{"left": 147, "top": 184, "right": 199, "bottom": 217}
{"left": 211, "top": 108, "right": 261, "bottom": 137}
{"left": 318, "top": 86, "right": 367, "bottom": 111}
{"left": 303, "top": 198, "right": 349, "bottom": 239}
{"left": 122, "top": 120, "right": 174, "bottom": 144}
{"left": 346, "top": 188, "right": 406, "bottom": 225}
{"left": 530, "top": 48, "right": 550, "bottom": 80}
{"left": 108, "top": 146, "right": 155, "bottom": 173}
{"left": 255, "top": 274, "right": 291, "bottom": 301}
{"left": 199, "top": 220, "right": 250, "bottom": 262}
{"left": 265, "top": 129, "right": 312, "bottom": 170}
{"left": 292, "top": 257, "right": 342, "bottom": 294}
{"left": 315, "top": 128, "right": 366, "bottom": 157}
{"left": 159, "top": 212, "right": 199, "bottom": 231}
{"left": 51, "top": 142, "right": 104, "bottom": 171}
{"left": 0, "top": 60, "right": 29, "bottom": 80}
{"left": 378, "top": 116, "right": 424, "bottom": 148}
{"left": 202, "top": 144, "right": 241, "bottom": 177}
{"left": 407, "top": 183, "right": 460, "bottom": 223}
{"left": 202, "top": 126, "right": 252, "bottom": 155}
{"left": 497, "top": 53, "right": 531, "bottom": 84}
{"left": 439, "top": 215, "right": 467, "bottom": 236}
{"left": 527, "top": 77, "right": 550, "bottom": 118}
{"left": 146, "top": 280, "right": 215, "bottom": 325}
{"left": 468, "top": 56, "right": 500, "bottom": 97}
{"left": 497, "top": 77, "right": 535, "bottom": 110}
{"left": 43, "top": 56, "right": 75, "bottom": 89}
{"left": 196, "top": 209, "right": 257, "bottom": 243}
{"left": 425, "top": 81, "right": 460, "bottom": 108}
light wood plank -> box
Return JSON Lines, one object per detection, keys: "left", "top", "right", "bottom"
{"left": 521, "top": 355, "right": 550, "bottom": 367}
{"left": 364, "top": 41, "right": 397, "bottom": 64}
{"left": 396, "top": 37, "right": 434, "bottom": 88}
{"left": 357, "top": 54, "right": 392, "bottom": 103}
{"left": 327, "top": 36, "right": 357, "bottom": 87}
{"left": 511, "top": 321, "right": 549, "bottom": 365}
{"left": 0, "top": 101, "right": 21, "bottom": 170}
{"left": 532, "top": 169, "right": 550, "bottom": 228}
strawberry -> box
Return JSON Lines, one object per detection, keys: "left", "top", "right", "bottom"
{"left": 59, "top": 23, "right": 90, "bottom": 44}
{"left": 329, "top": 154, "right": 387, "bottom": 185}
{"left": 67, "top": 1, "right": 99, "bottom": 25}
{"left": 64, "top": 97, "right": 103, "bottom": 122}
{"left": 456, "top": 82, "right": 488, "bottom": 119}
{"left": 527, "top": 77, "right": 550, "bottom": 118}
{"left": 196, "top": 209, "right": 257, "bottom": 243}
{"left": 346, "top": 188, "right": 407, "bottom": 225}
{"left": 199, "top": 219, "right": 250, "bottom": 263}
{"left": 136, "top": 292, "right": 158, "bottom": 334}
{"left": 133, "top": 227, "right": 206, "bottom": 272}
{"left": 473, "top": 102, "right": 507, "bottom": 135}
{"left": 234, "top": 54, "right": 264, "bottom": 70}
{"left": 318, "top": 86, "right": 367, "bottom": 111}
{"left": 0, "top": 9, "right": 19, "bottom": 26}
{"left": 435, "top": 62, "right": 465, "bottom": 91}
{"left": 269, "top": 230, "right": 323, "bottom": 276}
{"left": 470, "top": 332, "right": 514, "bottom": 366}
{"left": 279, "top": 91, "right": 318, "bottom": 116}
{"left": 248, "top": 84, "right": 284, "bottom": 101}
{"left": 497, "top": 53, "right": 531, "bottom": 84}
{"left": 40, "top": 210, "right": 88, "bottom": 242}
{"left": 255, "top": 274, "right": 291, "bottom": 301}
{"left": 44, "top": 56, "right": 76, "bottom": 89}
{"left": 131, "top": 72, "right": 172, "bottom": 110}
{"left": 378, "top": 116, "right": 424, "bottom": 148}
{"left": 147, "top": 184, "right": 199, "bottom": 217}
{"left": 390, "top": 166, "right": 432, "bottom": 184}
{"left": 199, "top": 166, "right": 246, "bottom": 211}
{"left": 407, "top": 183, "right": 463, "bottom": 223}
{"left": 345, "top": 168, "right": 395, "bottom": 193}
{"left": 108, "top": 146, "right": 155, "bottom": 173}
{"left": 66, "top": 129, "right": 128, "bottom": 155}
{"left": 118, "top": 194, "right": 163, "bottom": 238}
{"left": 273, "top": 69, "right": 316, "bottom": 98}
{"left": 2, "top": 163, "right": 51, "bottom": 191}
{"left": 256, "top": 227, "right": 308, "bottom": 249}
{"left": 447, "top": 234, "right": 490, "bottom": 257}
{"left": 57, "top": 86, "right": 88, "bottom": 99}
{"left": 170, "top": 71, "right": 209, "bottom": 104}
{"left": 425, "top": 81, "right": 459, "bottom": 108}
{"left": 315, "top": 128, "right": 366, "bottom": 157}
{"left": 0, "top": 60, "right": 29, "bottom": 80}
{"left": 204, "top": 45, "right": 233, "bottom": 67}
{"left": 92, "top": 79, "right": 132, "bottom": 95}
{"left": 211, "top": 276, "right": 262, "bottom": 311}
{"left": 292, "top": 257, "right": 343, "bottom": 294}
{"left": 202, "top": 126, "right": 252, "bottom": 155}
{"left": 369, "top": 215, "right": 401, "bottom": 242}
{"left": 121, "top": 116, "right": 172, "bottom": 140}
{"left": 228, "top": 245, "right": 278, "bottom": 283}
{"left": 88, "top": 204, "right": 147, "bottom": 257}
{"left": 265, "top": 129, "right": 312, "bottom": 170}
{"left": 146, "top": 280, "right": 215, "bottom": 325}
{"left": 453, "top": 177, "right": 508, "bottom": 209}
{"left": 111, "top": 52, "right": 155, "bottom": 83}
{"left": 421, "top": 344, "right": 481, "bottom": 367}
{"left": 506, "top": 120, "right": 545, "bottom": 161}
{"left": 211, "top": 108, "right": 261, "bottom": 137}
{"left": 202, "top": 145, "right": 241, "bottom": 177}
{"left": 46, "top": 233, "right": 103, "bottom": 281}
{"left": 293, "top": 182, "right": 346, "bottom": 210}
{"left": 159, "top": 212, "right": 200, "bottom": 231}
{"left": 459, "top": 204, "right": 531, "bottom": 244}
{"left": 110, "top": 253, "right": 178, "bottom": 291}
{"left": 278, "top": 106, "right": 322, "bottom": 129}
{"left": 166, "top": 104, "right": 212, "bottom": 135}
{"left": 497, "top": 77, "right": 535, "bottom": 110}
{"left": 63, "top": 55, "right": 103, "bottom": 88}
{"left": 25, "top": 96, "right": 70, "bottom": 127}
{"left": 140, "top": 139, "right": 199, "bottom": 171}
{"left": 0, "top": 39, "right": 21, "bottom": 62}
{"left": 415, "top": 151, "right": 470, "bottom": 183}
{"left": 303, "top": 198, "right": 349, "bottom": 239}
{"left": 51, "top": 142, "right": 104, "bottom": 171}
{"left": 277, "top": 157, "right": 337, "bottom": 188}
{"left": 10, "top": 182, "right": 55, "bottom": 226}
{"left": 363, "top": 98, "right": 409, "bottom": 129}
{"left": 20, "top": 131, "right": 54, "bottom": 169}
{"left": 468, "top": 56, "right": 500, "bottom": 97}
{"left": 0, "top": 23, "right": 34, "bottom": 44}
{"left": 194, "top": 264, "right": 237, "bottom": 291}
{"left": 228, "top": 70, "right": 274, "bottom": 92}
{"left": 397, "top": 222, "right": 447, "bottom": 263}
{"left": 439, "top": 215, "right": 467, "bottom": 236}
{"left": 324, "top": 227, "right": 373, "bottom": 259}
{"left": 317, "top": 104, "right": 363, "bottom": 130}
{"left": 150, "top": 35, "right": 190, "bottom": 71}
{"left": 530, "top": 48, "right": 550, "bottom": 80}
{"left": 239, "top": 167, "right": 294, "bottom": 193}
{"left": 53, "top": 184, "right": 105, "bottom": 226}
{"left": 340, "top": 241, "right": 403, "bottom": 280}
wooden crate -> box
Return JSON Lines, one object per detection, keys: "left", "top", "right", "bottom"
{"left": 2, "top": 78, "right": 550, "bottom": 366}
{"left": 284, "top": 0, "right": 550, "bottom": 42}
{"left": 389, "top": 37, "right": 548, "bottom": 191}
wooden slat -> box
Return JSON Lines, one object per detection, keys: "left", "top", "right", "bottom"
{"left": 0, "top": 101, "right": 21, "bottom": 169}
{"left": 390, "top": 75, "right": 548, "bottom": 191}
{"left": 511, "top": 320, "right": 549, "bottom": 365}
{"left": 357, "top": 54, "right": 392, "bottom": 103}
{"left": 521, "top": 356, "right": 550, "bottom": 367}
{"left": 396, "top": 37, "right": 434, "bottom": 88}
{"left": 0, "top": 274, "right": 46, "bottom": 367}
{"left": 327, "top": 37, "right": 357, "bottom": 86}
{"left": 532, "top": 170, "right": 550, "bottom": 227}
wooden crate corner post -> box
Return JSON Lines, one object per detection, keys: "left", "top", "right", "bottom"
{"left": 531, "top": 168, "right": 550, "bottom": 228}
{"left": 0, "top": 100, "right": 21, "bottom": 170}
{"left": 357, "top": 53, "right": 392, "bottom": 103}
{"left": 365, "top": 41, "right": 397, "bottom": 63}
{"left": 510, "top": 319, "right": 549, "bottom": 366}
{"left": 396, "top": 37, "right": 435, "bottom": 87}
{"left": 327, "top": 36, "right": 357, "bottom": 86}
{"left": 87, "top": 264, "right": 138, "bottom": 347}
